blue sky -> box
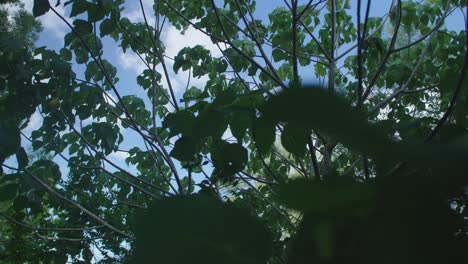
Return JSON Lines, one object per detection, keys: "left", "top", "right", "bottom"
{"left": 6, "top": 0, "right": 467, "bottom": 184}
{"left": 3, "top": 1, "right": 466, "bottom": 261}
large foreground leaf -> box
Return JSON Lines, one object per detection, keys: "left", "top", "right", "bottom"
{"left": 133, "top": 194, "right": 273, "bottom": 264}
{"left": 0, "top": 125, "right": 20, "bottom": 159}
{"left": 259, "top": 86, "right": 395, "bottom": 157}
{"left": 276, "top": 178, "right": 375, "bottom": 215}
{"left": 33, "top": 0, "right": 50, "bottom": 17}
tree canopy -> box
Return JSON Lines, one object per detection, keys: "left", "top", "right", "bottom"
{"left": 0, "top": 0, "right": 468, "bottom": 263}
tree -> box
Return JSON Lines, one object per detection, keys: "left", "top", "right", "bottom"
{"left": 0, "top": 2, "right": 76, "bottom": 263}
{"left": 0, "top": 0, "right": 467, "bottom": 262}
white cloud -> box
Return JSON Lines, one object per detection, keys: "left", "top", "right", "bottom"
{"left": 16, "top": 0, "right": 71, "bottom": 40}
{"left": 164, "top": 25, "right": 223, "bottom": 59}
{"left": 109, "top": 151, "right": 129, "bottom": 162}
{"left": 117, "top": 50, "right": 147, "bottom": 75}
{"left": 3, "top": 2, "right": 22, "bottom": 20}
{"left": 116, "top": 48, "right": 193, "bottom": 96}
{"left": 23, "top": 110, "right": 42, "bottom": 137}
{"left": 125, "top": 9, "right": 155, "bottom": 27}
{"left": 117, "top": 15, "right": 225, "bottom": 98}
{"left": 21, "top": 0, "right": 33, "bottom": 12}
{"left": 38, "top": 3, "right": 70, "bottom": 39}
{"left": 169, "top": 64, "right": 209, "bottom": 94}
{"left": 122, "top": 0, "right": 155, "bottom": 26}
{"left": 4, "top": 1, "right": 71, "bottom": 40}
{"left": 152, "top": 24, "right": 223, "bottom": 95}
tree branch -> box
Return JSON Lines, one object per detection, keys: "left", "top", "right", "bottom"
{"left": 361, "top": 0, "right": 402, "bottom": 102}
{"left": 426, "top": 5, "right": 468, "bottom": 142}
{"left": 2, "top": 164, "right": 134, "bottom": 239}
{"left": 0, "top": 211, "right": 104, "bottom": 232}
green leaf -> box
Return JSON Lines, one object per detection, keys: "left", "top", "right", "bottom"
{"left": 16, "top": 147, "right": 28, "bottom": 170}
{"left": 170, "top": 137, "right": 197, "bottom": 162}
{"left": 212, "top": 142, "right": 248, "bottom": 180}
{"left": 261, "top": 87, "right": 395, "bottom": 158}
{"left": 229, "top": 111, "right": 252, "bottom": 142}
{"left": 386, "top": 62, "right": 411, "bottom": 86}
{"left": 70, "top": 0, "right": 87, "bottom": 17}
{"left": 134, "top": 194, "right": 273, "bottom": 264}
{"left": 118, "top": 96, "right": 151, "bottom": 127}
{"left": 75, "top": 47, "right": 89, "bottom": 64}
{"left": 87, "top": 3, "right": 105, "bottom": 22}
{"left": 276, "top": 178, "right": 374, "bottom": 214}
{"left": 13, "top": 195, "right": 29, "bottom": 211}
{"left": 253, "top": 117, "right": 276, "bottom": 154}
{"left": 0, "top": 125, "right": 20, "bottom": 159}
{"left": 272, "top": 48, "right": 288, "bottom": 62}
{"left": 82, "top": 122, "right": 120, "bottom": 155}
{"left": 33, "top": 0, "right": 50, "bottom": 17}
{"left": 73, "top": 19, "right": 92, "bottom": 36}
{"left": 0, "top": 183, "right": 18, "bottom": 201}
{"left": 59, "top": 48, "right": 72, "bottom": 61}
{"left": 99, "top": 18, "right": 113, "bottom": 37}
{"left": 247, "top": 64, "right": 259, "bottom": 76}
{"left": 193, "top": 110, "right": 227, "bottom": 139}
{"left": 281, "top": 122, "right": 308, "bottom": 157}
{"left": 29, "top": 160, "right": 62, "bottom": 184}
{"left": 162, "top": 110, "right": 195, "bottom": 137}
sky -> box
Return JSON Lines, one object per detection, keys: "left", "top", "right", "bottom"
{"left": 7, "top": 0, "right": 225, "bottom": 178}
{"left": 5, "top": 0, "right": 465, "bottom": 180}
{"left": 3, "top": 0, "right": 466, "bottom": 261}
{"left": 3, "top": 0, "right": 465, "bottom": 185}
{"left": 2, "top": 0, "right": 463, "bottom": 177}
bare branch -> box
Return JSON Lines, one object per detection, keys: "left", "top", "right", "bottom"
{"left": 369, "top": 26, "right": 437, "bottom": 114}
{"left": 50, "top": 6, "right": 183, "bottom": 189}
{"left": 35, "top": 233, "right": 106, "bottom": 242}
{"left": 0, "top": 211, "right": 104, "bottom": 232}
{"left": 2, "top": 164, "right": 134, "bottom": 239}
{"left": 426, "top": 5, "right": 468, "bottom": 141}
{"left": 117, "top": 200, "right": 147, "bottom": 209}
{"left": 361, "top": 0, "right": 402, "bottom": 102}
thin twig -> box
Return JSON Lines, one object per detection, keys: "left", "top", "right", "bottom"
{"left": 0, "top": 211, "right": 104, "bottom": 232}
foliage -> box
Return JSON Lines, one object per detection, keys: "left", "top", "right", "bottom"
{"left": 0, "top": 0, "right": 468, "bottom": 263}
{"left": 0, "top": 2, "right": 70, "bottom": 263}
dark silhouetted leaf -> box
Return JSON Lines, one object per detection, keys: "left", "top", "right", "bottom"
{"left": 29, "top": 160, "right": 61, "bottom": 184}
{"left": 229, "top": 110, "right": 252, "bottom": 142}
{"left": 33, "top": 0, "right": 50, "bottom": 17}
{"left": 193, "top": 109, "right": 227, "bottom": 139}
{"left": 253, "top": 117, "right": 276, "bottom": 154}
{"left": 281, "top": 122, "right": 308, "bottom": 157}
{"left": 162, "top": 110, "right": 195, "bottom": 137}
{"left": 99, "top": 18, "right": 114, "bottom": 37}
{"left": 70, "top": 0, "right": 87, "bottom": 17}
{"left": 276, "top": 178, "right": 374, "bottom": 214}
{"left": 59, "top": 48, "right": 72, "bottom": 61}
{"left": 259, "top": 87, "right": 397, "bottom": 158}
{"left": 13, "top": 195, "right": 29, "bottom": 211}
{"left": 0, "top": 125, "right": 20, "bottom": 159}
{"left": 0, "top": 183, "right": 18, "bottom": 201}
{"left": 212, "top": 142, "right": 248, "bottom": 180}
{"left": 16, "top": 147, "right": 28, "bottom": 170}
{"left": 170, "top": 136, "right": 197, "bottom": 162}
{"left": 134, "top": 194, "right": 273, "bottom": 264}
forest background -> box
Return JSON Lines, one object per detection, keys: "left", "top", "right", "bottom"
{"left": 0, "top": 0, "right": 468, "bottom": 263}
